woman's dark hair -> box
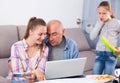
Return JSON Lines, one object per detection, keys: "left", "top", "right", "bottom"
{"left": 24, "top": 17, "right": 46, "bottom": 39}
{"left": 98, "top": 1, "right": 115, "bottom": 18}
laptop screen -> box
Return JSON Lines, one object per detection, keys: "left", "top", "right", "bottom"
{"left": 45, "top": 57, "right": 87, "bottom": 80}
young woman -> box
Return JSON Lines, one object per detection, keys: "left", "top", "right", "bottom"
{"left": 7, "top": 17, "right": 49, "bottom": 83}
{"left": 90, "top": 1, "right": 120, "bottom": 75}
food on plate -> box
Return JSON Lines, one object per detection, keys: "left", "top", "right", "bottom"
{"left": 90, "top": 75, "right": 114, "bottom": 81}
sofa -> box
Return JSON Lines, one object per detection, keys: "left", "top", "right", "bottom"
{"left": 0, "top": 25, "right": 120, "bottom": 82}
{"left": 64, "top": 28, "right": 96, "bottom": 75}
{"left": 0, "top": 25, "right": 18, "bottom": 83}
{"left": 17, "top": 26, "right": 97, "bottom": 75}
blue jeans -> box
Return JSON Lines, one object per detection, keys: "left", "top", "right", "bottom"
{"left": 92, "top": 51, "right": 117, "bottom": 75}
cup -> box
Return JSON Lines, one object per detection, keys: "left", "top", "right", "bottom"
{"left": 114, "top": 69, "right": 120, "bottom": 77}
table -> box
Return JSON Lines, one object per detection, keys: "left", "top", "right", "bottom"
{"left": 34, "top": 76, "right": 113, "bottom": 83}
{"left": 34, "top": 78, "right": 96, "bottom": 83}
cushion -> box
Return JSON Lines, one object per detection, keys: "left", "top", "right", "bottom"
{"left": 17, "top": 25, "right": 26, "bottom": 40}
{"left": 0, "top": 58, "right": 9, "bottom": 77}
{"left": 0, "top": 25, "right": 18, "bottom": 58}
{"left": 79, "top": 51, "right": 96, "bottom": 71}
{"left": 65, "top": 28, "right": 90, "bottom": 51}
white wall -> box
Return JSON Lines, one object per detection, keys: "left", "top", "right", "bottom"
{"left": 0, "top": 0, "right": 83, "bottom": 28}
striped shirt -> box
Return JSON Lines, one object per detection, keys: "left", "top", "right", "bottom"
{"left": 7, "top": 39, "right": 49, "bottom": 80}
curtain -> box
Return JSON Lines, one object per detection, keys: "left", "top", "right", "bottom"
{"left": 110, "top": 0, "right": 120, "bottom": 20}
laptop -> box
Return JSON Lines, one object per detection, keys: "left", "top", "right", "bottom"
{"left": 45, "top": 57, "right": 87, "bottom": 80}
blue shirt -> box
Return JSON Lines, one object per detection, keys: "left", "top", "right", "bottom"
{"left": 44, "top": 36, "right": 79, "bottom": 60}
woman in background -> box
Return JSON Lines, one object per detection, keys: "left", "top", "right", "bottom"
{"left": 8, "top": 17, "right": 49, "bottom": 83}
{"left": 90, "top": 1, "right": 120, "bottom": 75}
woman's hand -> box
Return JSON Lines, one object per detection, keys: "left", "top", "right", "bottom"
{"left": 34, "top": 69, "right": 46, "bottom": 81}
{"left": 24, "top": 71, "right": 36, "bottom": 83}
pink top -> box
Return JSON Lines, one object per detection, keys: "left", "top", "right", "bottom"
{"left": 7, "top": 39, "right": 49, "bottom": 80}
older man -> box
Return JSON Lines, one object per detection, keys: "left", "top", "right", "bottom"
{"left": 44, "top": 20, "right": 79, "bottom": 61}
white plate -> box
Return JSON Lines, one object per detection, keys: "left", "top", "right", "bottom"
{"left": 86, "top": 75, "right": 115, "bottom": 83}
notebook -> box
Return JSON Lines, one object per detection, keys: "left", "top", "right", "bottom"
{"left": 45, "top": 57, "right": 87, "bottom": 80}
